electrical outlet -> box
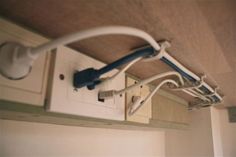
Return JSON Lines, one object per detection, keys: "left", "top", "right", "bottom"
{"left": 47, "top": 46, "right": 125, "bottom": 121}
{"left": 0, "top": 18, "right": 50, "bottom": 106}
{"left": 126, "top": 76, "right": 152, "bottom": 123}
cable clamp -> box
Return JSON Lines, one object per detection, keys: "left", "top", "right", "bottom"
{"left": 143, "top": 40, "right": 171, "bottom": 62}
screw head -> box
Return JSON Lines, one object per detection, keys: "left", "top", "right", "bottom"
{"left": 59, "top": 74, "right": 65, "bottom": 80}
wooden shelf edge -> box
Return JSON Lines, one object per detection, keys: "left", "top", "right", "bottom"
{"left": 0, "top": 100, "right": 188, "bottom": 130}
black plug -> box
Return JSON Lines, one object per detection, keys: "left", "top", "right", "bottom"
{"left": 73, "top": 68, "right": 99, "bottom": 89}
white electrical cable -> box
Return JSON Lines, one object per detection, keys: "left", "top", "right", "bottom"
{"left": 98, "top": 71, "right": 183, "bottom": 100}
{"left": 163, "top": 53, "right": 199, "bottom": 81}
{"left": 115, "top": 71, "right": 184, "bottom": 96}
{"left": 31, "top": 26, "right": 161, "bottom": 55}
{"left": 129, "top": 79, "right": 179, "bottom": 115}
{"left": 99, "top": 57, "right": 142, "bottom": 86}
{"left": 170, "top": 78, "right": 211, "bottom": 101}
{"left": 182, "top": 89, "right": 199, "bottom": 97}
{"left": 194, "top": 88, "right": 214, "bottom": 102}
{"left": 186, "top": 89, "right": 211, "bottom": 102}
{"left": 162, "top": 52, "right": 223, "bottom": 102}
{"left": 0, "top": 26, "right": 161, "bottom": 80}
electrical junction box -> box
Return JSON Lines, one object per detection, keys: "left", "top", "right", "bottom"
{"left": 126, "top": 76, "right": 152, "bottom": 123}
{"left": 46, "top": 46, "right": 125, "bottom": 121}
{"left": 0, "top": 18, "right": 50, "bottom": 106}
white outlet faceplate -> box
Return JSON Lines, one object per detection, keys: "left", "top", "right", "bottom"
{"left": 47, "top": 46, "right": 125, "bottom": 121}
{"left": 0, "top": 18, "right": 50, "bottom": 106}
{"left": 126, "top": 76, "right": 152, "bottom": 123}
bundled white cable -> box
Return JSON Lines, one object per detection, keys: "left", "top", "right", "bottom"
{"left": 98, "top": 71, "right": 184, "bottom": 100}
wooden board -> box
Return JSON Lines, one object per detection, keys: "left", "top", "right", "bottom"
{"left": 152, "top": 90, "right": 189, "bottom": 125}
{"left": 0, "top": 0, "right": 235, "bottom": 107}
{"left": 0, "top": 100, "right": 188, "bottom": 130}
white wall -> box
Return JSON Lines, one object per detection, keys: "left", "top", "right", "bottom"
{"left": 2, "top": 109, "right": 233, "bottom": 157}
{"left": 210, "top": 107, "right": 236, "bottom": 157}
{"left": 0, "top": 119, "right": 165, "bottom": 157}
{"left": 165, "top": 108, "right": 214, "bottom": 157}
{"left": 210, "top": 107, "right": 223, "bottom": 157}
{"left": 218, "top": 109, "right": 236, "bottom": 157}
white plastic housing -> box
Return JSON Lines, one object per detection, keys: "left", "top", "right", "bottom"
{"left": 0, "top": 42, "right": 37, "bottom": 80}
{"left": 0, "top": 18, "right": 50, "bottom": 106}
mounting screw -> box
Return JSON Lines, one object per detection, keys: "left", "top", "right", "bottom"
{"left": 59, "top": 74, "right": 65, "bottom": 80}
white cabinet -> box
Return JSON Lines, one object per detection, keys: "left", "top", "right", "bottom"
{"left": 0, "top": 18, "right": 50, "bottom": 106}
{"left": 46, "top": 46, "right": 125, "bottom": 120}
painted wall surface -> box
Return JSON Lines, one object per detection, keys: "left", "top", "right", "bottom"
{"left": 210, "top": 107, "right": 236, "bottom": 157}
{"left": 210, "top": 107, "right": 223, "bottom": 157}
{"left": 2, "top": 109, "right": 234, "bottom": 157}
{"left": 0, "top": 119, "right": 165, "bottom": 157}
{"left": 218, "top": 109, "right": 236, "bottom": 157}
{"left": 165, "top": 108, "right": 214, "bottom": 157}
